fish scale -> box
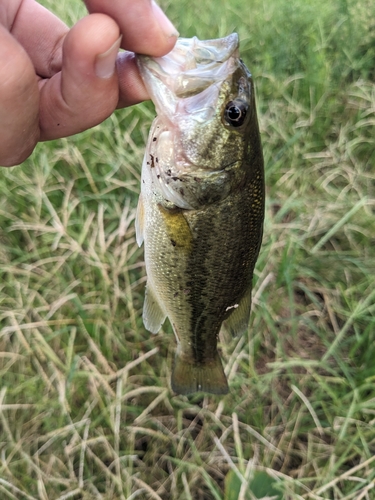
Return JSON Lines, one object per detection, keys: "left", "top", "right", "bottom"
{"left": 136, "top": 34, "right": 264, "bottom": 395}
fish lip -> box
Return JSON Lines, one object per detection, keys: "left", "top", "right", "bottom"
{"left": 138, "top": 33, "right": 239, "bottom": 72}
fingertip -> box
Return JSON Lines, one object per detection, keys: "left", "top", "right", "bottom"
{"left": 116, "top": 51, "right": 150, "bottom": 108}
{"left": 39, "top": 13, "right": 122, "bottom": 140}
{"left": 151, "top": 0, "right": 179, "bottom": 40}
{"left": 63, "top": 13, "right": 121, "bottom": 73}
{"left": 84, "top": 0, "right": 178, "bottom": 57}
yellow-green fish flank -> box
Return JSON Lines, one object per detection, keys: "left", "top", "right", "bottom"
{"left": 136, "top": 34, "right": 264, "bottom": 395}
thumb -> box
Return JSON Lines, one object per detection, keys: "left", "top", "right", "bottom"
{"left": 39, "top": 14, "right": 121, "bottom": 141}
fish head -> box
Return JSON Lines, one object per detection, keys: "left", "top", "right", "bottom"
{"left": 138, "top": 34, "right": 259, "bottom": 209}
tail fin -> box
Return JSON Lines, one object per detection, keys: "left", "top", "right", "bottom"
{"left": 171, "top": 350, "right": 229, "bottom": 396}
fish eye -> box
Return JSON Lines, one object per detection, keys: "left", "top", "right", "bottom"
{"left": 224, "top": 99, "right": 248, "bottom": 128}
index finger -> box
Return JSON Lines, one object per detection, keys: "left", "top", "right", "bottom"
{"left": 11, "top": 0, "right": 68, "bottom": 78}
{"left": 84, "top": 0, "right": 178, "bottom": 57}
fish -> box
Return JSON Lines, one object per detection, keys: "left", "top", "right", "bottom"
{"left": 136, "top": 34, "right": 264, "bottom": 395}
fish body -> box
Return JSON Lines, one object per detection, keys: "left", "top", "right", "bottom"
{"left": 136, "top": 34, "right": 264, "bottom": 395}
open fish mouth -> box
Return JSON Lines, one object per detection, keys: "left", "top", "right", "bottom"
{"left": 137, "top": 34, "right": 240, "bottom": 113}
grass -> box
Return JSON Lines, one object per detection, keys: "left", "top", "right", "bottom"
{"left": 1, "top": 0, "right": 375, "bottom": 498}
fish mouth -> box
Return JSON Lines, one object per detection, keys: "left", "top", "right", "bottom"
{"left": 137, "top": 34, "right": 240, "bottom": 115}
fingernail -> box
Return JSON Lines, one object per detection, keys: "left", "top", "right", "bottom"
{"left": 95, "top": 35, "right": 122, "bottom": 79}
{"left": 151, "top": 0, "right": 179, "bottom": 38}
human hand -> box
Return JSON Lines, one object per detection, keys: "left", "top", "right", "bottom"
{"left": 0, "top": 0, "right": 178, "bottom": 167}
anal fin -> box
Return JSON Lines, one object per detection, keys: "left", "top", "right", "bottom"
{"left": 143, "top": 283, "right": 166, "bottom": 334}
{"left": 171, "top": 349, "right": 229, "bottom": 395}
{"left": 224, "top": 285, "right": 253, "bottom": 337}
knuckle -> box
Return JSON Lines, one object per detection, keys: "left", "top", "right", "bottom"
{"left": 0, "top": 48, "right": 35, "bottom": 97}
{"left": 0, "top": 142, "right": 36, "bottom": 167}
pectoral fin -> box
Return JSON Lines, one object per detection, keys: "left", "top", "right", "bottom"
{"left": 224, "top": 286, "right": 253, "bottom": 337}
{"left": 135, "top": 194, "right": 145, "bottom": 247}
{"left": 143, "top": 282, "right": 166, "bottom": 334}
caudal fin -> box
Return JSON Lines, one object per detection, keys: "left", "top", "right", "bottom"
{"left": 171, "top": 351, "right": 229, "bottom": 395}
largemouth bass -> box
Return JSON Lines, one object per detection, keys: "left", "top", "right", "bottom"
{"left": 136, "top": 34, "right": 264, "bottom": 395}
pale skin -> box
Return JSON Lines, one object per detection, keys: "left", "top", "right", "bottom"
{"left": 0, "top": 0, "right": 178, "bottom": 167}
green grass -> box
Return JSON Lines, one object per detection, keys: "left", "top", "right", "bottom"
{"left": 1, "top": 0, "right": 375, "bottom": 498}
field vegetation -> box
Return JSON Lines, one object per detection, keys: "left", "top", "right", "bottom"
{"left": 1, "top": 0, "right": 375, "bottom": 498}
